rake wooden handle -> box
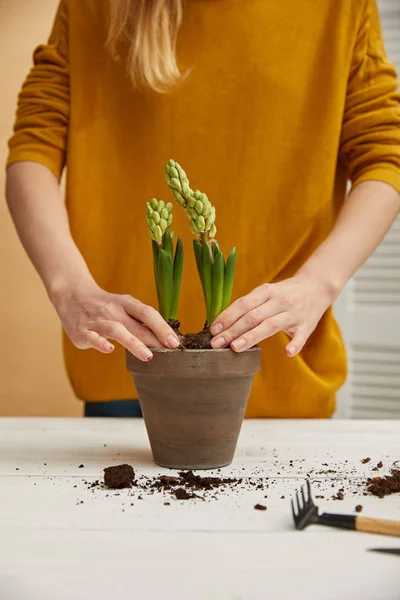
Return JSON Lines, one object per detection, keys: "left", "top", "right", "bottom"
{"left": 356, "top": 517, "right": 400, "bottom": 537}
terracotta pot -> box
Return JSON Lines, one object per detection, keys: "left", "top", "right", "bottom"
{"left": 126, "top": 347, "right": 261, "bottom": 470}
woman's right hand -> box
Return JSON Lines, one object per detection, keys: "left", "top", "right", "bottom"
{"left": 51, "top": 282, "right": 180, "bottom": 361}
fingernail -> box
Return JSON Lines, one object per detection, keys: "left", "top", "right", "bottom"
{"left": 106, "top": 345, "right": 114, "bottom": 353}
{"left": 212, "top": 337, "right": 226, "bottom": 349}
{"left": 287, "top": 346, "right": 296, "bottom": 357}
{"left": 167, "top": 335, "right": 180, "bottom": 349}
{"left": 140, "top": 348, "right": 153, "bottom": 361}
{"left": 232, "top": 338, "right": 246, "bottom": 350}
{"left": 211, "top": 323, "right": 223, "bottom": 335}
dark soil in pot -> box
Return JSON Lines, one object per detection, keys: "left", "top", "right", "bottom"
{"left": 126, "top": 345, "right": 260, "bottom": 470}
{"left": 167, "top": 320, "right": 212, "bottom": 349}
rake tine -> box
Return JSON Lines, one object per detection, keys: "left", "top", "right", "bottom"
{"left": 291, "top": 499, "right": 296, "bottom": 521}
{"left": 296, "top": 490, "right": 301, "bottom": 514}
{"left": 306, "top": 479, "right": 313, "bottom": 505}
{"left": 301, "top": 485, "right": 306, "bottom": 508}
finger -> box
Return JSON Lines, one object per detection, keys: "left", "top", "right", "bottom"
{"left": 119, "top": 315, "right": 163, "bottom": 349}
{"left": 211, "top": 299, "right": 284, "bottom": 349}
{"left": 83, "top": 331, "right": 115, "bottom": 354}
{"left": 286, "top": 328, "right": 309, "bottom": 357}
{"left": 122, "top": 296, "right": 180, "bottom": 349}
{"left": 210, "top": 284, "right": 270, "bottom": 335}
{"left": 96, "top": 320, "right": 153, "bottom": 362}
{"left": 230, "top": 313, "right": 292, "bottom": 353}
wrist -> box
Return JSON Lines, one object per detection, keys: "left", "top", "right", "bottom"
{"left": 294, "top": 266, "right": 344, "bottom": 304}
{"left": 47, "top": 274, "right": 99, "bottom": 309}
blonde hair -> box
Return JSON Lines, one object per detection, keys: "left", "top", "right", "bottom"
{"left": 107, "top": 0, "right": 184, "bottom": 92}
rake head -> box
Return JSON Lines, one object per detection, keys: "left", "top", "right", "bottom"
{"left": 291, "top": 479, "right": 320, "bottom": 530}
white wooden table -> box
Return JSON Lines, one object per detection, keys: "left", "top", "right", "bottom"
{"left": 0, "top": 418, "right": 399, "bottom": 600}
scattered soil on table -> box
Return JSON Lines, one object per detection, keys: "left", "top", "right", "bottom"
{"left": 104, "top": 464, "right": 135, "bottom": 489}
{"left": 149, "top": 470, "right": 242, "bottom": 495}
{"left": 361, "top": 458, "right": 371, "bottom": 464}
{"left": 355, "top": 505, "right": 363, "bottom": 513}
{"left": 366, "top": 469, "right": 400, "bottom": 498}
{"left": 79, "top": 464, "right": 84, "bottom": 468}
{"left": 377, "top": 461, "right": 383, "bottom": 469}
{"left": 254, "top": 504, "right": 267, "bottom": 511}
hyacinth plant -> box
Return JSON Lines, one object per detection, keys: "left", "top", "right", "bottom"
{"left": 165, "top": 160, "right": 236, "bottom": 328}
{"left": 146, "top": 198, "right": 184, "bottom": 326}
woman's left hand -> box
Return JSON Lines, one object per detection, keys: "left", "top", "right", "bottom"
{"left": 210, "top": 274, "right": 337, "bottom": 357}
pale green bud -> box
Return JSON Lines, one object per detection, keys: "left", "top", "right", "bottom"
{"left": 166, "top": 202, "right": 173, "bottom": 212}
{"left": 146, "top": 204, "right": 153, "bottom": 218}
{"left": 161, "top": 208, "right": 169, "bottom": 220}
{"left": 182, "top": 182, "right": 191, "bottom": 199}
{"left": 209, "top": 223, "right": 217, "bottom": 239}
{"left": 171, "top": 178, "right": 182, "bottom": 192}
{"left": 148, "top": 218, "right": 155, "bottom": 231}
{"left": 203, "top": 201, "right": 212, "bottom": 217}
{"left": 153, "top": 212, "right": 160, "bottom": 225}
{"left": 154, "top": 225, "right": 162, "bottom": 243}
{"left": 167, "top": 214, "right": 173, "bottom": 227}
{"left": 159, "top": 218, "right": 168, "bottom": 231}
{"left": 190, "top": 220, "right": 200, "bottom": 236}
{"left": 157, "top": 200, "right": 165, "bottom": 211}
{"left": 205, "top": 207, "right": 215, "bottom": 228}
{"left": 188, "top": 207, "right": 198, "bottom": 220}
{"left": 195, "top": 200, "right": 203, "bottom": 215}
{"left": 195, "top": 215, "right": 206, "bottom": 231}
{"left": 150, "top": 198, "right": 158, "bottom": 210}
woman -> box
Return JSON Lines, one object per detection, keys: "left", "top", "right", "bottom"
{"left": 6, "top": 0, "right": 400, "bottom": 418}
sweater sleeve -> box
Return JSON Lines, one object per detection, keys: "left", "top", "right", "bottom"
{"left": 6, "top": 0, "right": 69, "bottom": 180}
{"left": 340, "top": 0, "right": 400, "bottom": 193}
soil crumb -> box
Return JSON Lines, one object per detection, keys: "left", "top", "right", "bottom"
{"left": 366, "top": 469, "right": 400, "bottom": 498}
{"left": 254, "top": 504, "right": 267, "bottom": 511}
{"left": 174, "top": 488, "right": 199, "bottom": 500}
{"left": 104, "top": 464, "right": 135, "bottom": 489}
{"left": 355, "top": 505, "right": 363, "bottom": 513}
{"left": 361, "top": 458, "right": 371, "bottom": 464}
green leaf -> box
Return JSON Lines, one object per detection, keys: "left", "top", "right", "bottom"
{"left": 193, "top": 239, "right": 204, "bottom": 284}
{"left": 170, "top": 237, "right": 184, "bottom": 320}
{"left": 212, "top": 242, "right": 221, "bottom": 260}
{"left": 210, "top": 251, "right": 224, "bottom": 324}
{"left": 158, "top": 249, "right": 174, "bottom": 320}
{"left": 202, "top": 242, "right": 213, "bottom": 325}
{"left": 222, "top": 248, "right": 237, "bottom": 312}
{"left": 163, "top": 232, "right": 174, "bottom": 264}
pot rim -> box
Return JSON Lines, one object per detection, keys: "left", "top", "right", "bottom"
{"left": 146, "top": 346, "right": 260, "bottom": 354}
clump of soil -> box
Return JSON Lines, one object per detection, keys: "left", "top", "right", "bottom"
{"left": 361, "top": 458, "right": 371, "bottom": 464}
{"left": 355, "top": 505, "right": 363, "bottom": 513}
{"left": 167, "top": 320, "right": 213, "bottom": 350}
{"left": 254, "top": 504, "right": 267, "bottom": 511}
{"left": 366, "top": 469, "right": 400, "bottom": 498}
{"left": 104, "top": 464, "right": 135, "bottom": 489}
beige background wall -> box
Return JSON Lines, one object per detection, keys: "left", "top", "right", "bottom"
{"left": 0, "top": 0, "right": 80, "bottom": 416}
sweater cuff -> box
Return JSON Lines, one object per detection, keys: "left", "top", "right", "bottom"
{"left": 352, "top": 167, "right": 400, "bottom": 195}
{"left": 6, "top": 148, "right": 64, "bottom": 181}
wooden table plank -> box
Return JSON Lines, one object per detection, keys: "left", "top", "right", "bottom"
{"left": 0, "top": 418, "right": 399, "bottom": 600}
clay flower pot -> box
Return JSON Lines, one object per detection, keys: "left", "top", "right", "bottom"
{"left": 126, "top": 347, "right": 261, "bottom": 470}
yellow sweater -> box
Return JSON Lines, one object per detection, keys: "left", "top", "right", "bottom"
{"left": 7, "top": 0, "right": 400, "bottom": 417}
